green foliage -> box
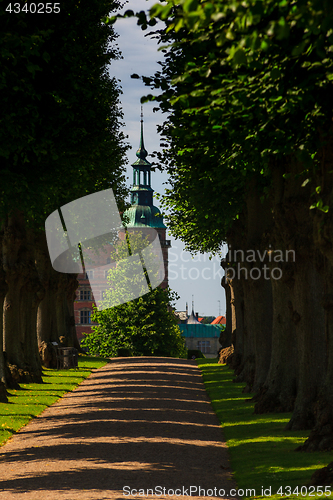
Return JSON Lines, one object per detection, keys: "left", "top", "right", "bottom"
{"left": 127, "top": 0, "right": 333, "bottom": 251}
{"left": 81, "top": 233, "right": 187, "bottom": 358}
{"left": 82, "top": 286, "right": 187, "bottom": 358}
{"left": 198, "top": 359, "right": 333, "bottom": 499}
{"left": 0, "top": 0, "right": 129, "bottom": 227}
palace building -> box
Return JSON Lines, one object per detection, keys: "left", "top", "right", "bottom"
{"left": 74, "top": 113, "right": 171, "bottom": 341}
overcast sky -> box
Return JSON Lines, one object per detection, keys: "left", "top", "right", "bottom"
{"left": 109, "top": 0, "right": 227, "bottom": 317}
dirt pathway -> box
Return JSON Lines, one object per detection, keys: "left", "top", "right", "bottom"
{"left": 0, "top": 357, "right": 238, "bottom": 499}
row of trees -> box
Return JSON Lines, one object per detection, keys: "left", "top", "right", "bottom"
{"left": 127, "top": 0, "right": 333, "bottom": 452}
{"left": 0, "top": 1, "right": 129, "bottom": 400}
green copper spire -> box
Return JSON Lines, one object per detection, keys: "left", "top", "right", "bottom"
{"left": 132, "top": 107, "right": 151, "bottom": 169}
{"left": 136, "top": 107, "right": 148, "bottom": 160}
{"left": 124, "top": 107, "right": 166, "bottom": 229}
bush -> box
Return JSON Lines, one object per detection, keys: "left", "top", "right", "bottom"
{"left": 81, "top": 232, "right": 187, "bottom": 359}
{"left": 81, "top": 286, "right": 187, "bottom": 358}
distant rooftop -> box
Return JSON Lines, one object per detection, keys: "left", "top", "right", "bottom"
{"left": 174, "top": 311, "right": 188, "bottom": 322}
{"left": 187, "top": 309, "right": 200, "bottom": 325}
{"left": 211, "top": 315, "right": 226, "bottom": 325}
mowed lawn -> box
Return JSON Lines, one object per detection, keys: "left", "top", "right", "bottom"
{"left": 197, "top": 358, "right": 333, "bottom": 500}
{"left": 0, "top": 355, "right": 108, "bottom": 447}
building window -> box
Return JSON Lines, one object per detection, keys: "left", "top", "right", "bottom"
{"left": 79, "top": 289, "right": 91, "bottom": 301}
{"left": 80, "top": 310, "right": 91, "bottom": 324}
{"left": 197, "top": 341, "right": 211, "bottom": 354}
{"left": 85, "top": 270, "right": 94, "bottom": 280}
{"left": 104, "top": 270, "right": 109, "bottom": 279}
{"left": 106, "top": 258, "right": 111, "bottom": 264}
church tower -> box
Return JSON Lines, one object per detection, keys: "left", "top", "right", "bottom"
{"left": 124, "top": 110, "right": 170, "bottom": 288}
{"left": 74, "top": 111, "right": 171, "bottom": 341}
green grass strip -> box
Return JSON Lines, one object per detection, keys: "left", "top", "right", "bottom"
{"left": 0, "top": 355, "right": 108, "bottom": 447}
{"left": 197, "top": 358, "right": 333, "bottom": 500}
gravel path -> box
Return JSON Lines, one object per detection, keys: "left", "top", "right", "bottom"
{"left": 0, "top": 357, "right": 238, "bottom": 500}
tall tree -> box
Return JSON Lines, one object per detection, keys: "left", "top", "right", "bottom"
{"left": 0, "top": 0, "right": 130, "bottom": 387}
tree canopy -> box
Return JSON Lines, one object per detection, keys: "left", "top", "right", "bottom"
{"left": 123, "top": 0, "right": 333, "bottom": 252}
{"left": 0, "top": 0, "right": 129, "bottom": 227}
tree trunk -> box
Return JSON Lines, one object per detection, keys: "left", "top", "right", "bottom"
{"left": 35, "top": 231, "right": 61, "bottom": 367}
{"left": 56, "top": 273, "right": 79, "bottom": 348}
{"left": 243, "top": 272, "right": 272, "bottom": 394}
{"left": 3, "top": 213, "right": 44, "bottom": 384}
{"left": 0, "top": 223, "right": 8, "bottom": 401}
{"left": 224, "top": 182, "right": 273, "bottom": 393}
{"left": 243, "top": 183, "right": 273, "bottom": 394}
{"left": 35, "top": 230, "right": 80, "bottom": 364}
{"left": 297, "top": 246, "right": 333, "bottom": 450}
{"left": 297, "top": 138, "right": 333, "bottom": 450}
{"left": 278, "top": 160, "right": 326, "bottom": 430}
{"left": 254, "top": 162, "right": 299, "bottom": 413}
{"left": 224, "top": 234, "right": 247, "bottom": 378}
{"left": 235, "top": 276, "right": 255, "bottom": 392}
{"left": 285, "top": 248, "right": 326, "bottom": 430}
{"left": 220, "top": 274, "right": 232, "bottom": 348}
{"left": 35, "top": 231, "right": 59, "bottom": 344}
{"left": 254, "top": 255, "right": 298, "bottom": 413}
{"left": 67, "top": 273, "right": 80, "bottom": 351}
{"left": 255, "top": 158, "right": 326, "bottom": 420}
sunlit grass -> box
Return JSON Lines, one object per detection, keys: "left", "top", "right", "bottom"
{"left": 197, "top": 359, "right": 333, "bottom": 500}
{"left": 0, "top": 355, "right": 108, "bottom": 446}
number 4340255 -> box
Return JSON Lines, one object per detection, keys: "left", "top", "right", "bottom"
{"left": 6, "top": 3, "right": 60, "bottom": 13}
{"left": 277, "top": 485, "right": 332, "bottom": 496}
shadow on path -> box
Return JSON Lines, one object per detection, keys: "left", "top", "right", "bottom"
{"left": 0, "top": 357, "right": 237, "bottom": 500}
